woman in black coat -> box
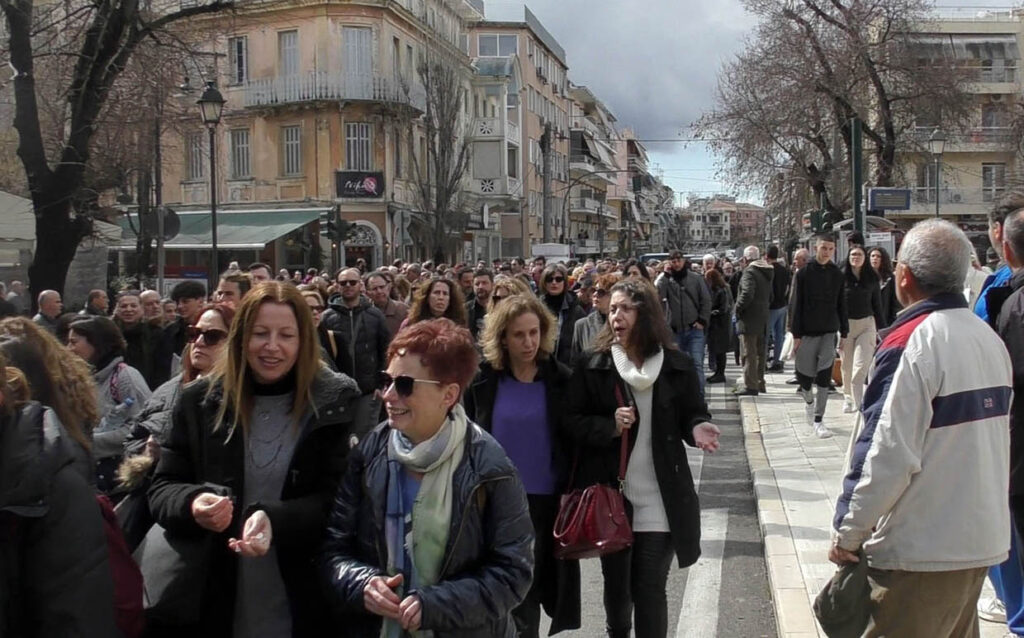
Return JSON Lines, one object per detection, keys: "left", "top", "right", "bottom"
{"left": 705, "top": 267, "right": 734, "bottom": 384}
{"left": 566, "top": 279, "right": 720, "bottom": 638}
{"left": 464, "top": 293, "right": 581, "bottom": 637}
{"left": 147, "top": 282, "right": 360, "bottom": 637}
{"left": 539, "top": 264, "right": 587, "bottom": 366}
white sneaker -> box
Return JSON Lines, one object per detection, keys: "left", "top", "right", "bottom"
{"left": 843, "top": 398, "right": 857, "bottom": 414}
{"left": 978, "top": 597, "right": 1007, "bottom": 624}
{"left": 805, "top": 403, "right": 815, "bottom": 428}
{"left": 814, "top": 422, "right": 833, "bottom": 439}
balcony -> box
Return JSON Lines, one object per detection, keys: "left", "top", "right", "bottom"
{"left": 243, "top": 72, "right": 425, "bottom": 111}
{"left": 568, "top": 197, "right": 616, "bottom": 219}
{"left": 897, "top": 187, "right": 1005, "bottom": 218}
{"left": 470, "top": 176, "right": 522, "bottom": 198}
{"left": 471, "top": 117, "right": 520, "bottom": 146}
{"left": 911, "top": 126, "right": 1014, "bottom": 152}
{"left": 570, "top": 154, "right": 617, "bottom": 183}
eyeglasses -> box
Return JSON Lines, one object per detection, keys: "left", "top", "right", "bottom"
{"left": 548, "top": 276, "right": 565, "bottom": 283}
{"left": 309, "top": 305, "right": 324, "bottom": 312}
{"left": 338, "top": 280, "right": 360, "bottom": 287}
{"left": 594, "top": 289, "right": 609, "bottom": 298}
{"left": 186, "top": 327, "right": 228, "bottom": 346}
{"left": 377, "top": 371, "right": 441, "bottom": 397}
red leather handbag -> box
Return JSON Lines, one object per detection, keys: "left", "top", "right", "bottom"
{"left": 553, "top": 385, "right": 634, "bottom": 560}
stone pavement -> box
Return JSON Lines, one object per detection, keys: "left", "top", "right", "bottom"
{"left": 739, "top": 367, "right": 1006, "bottom": 638}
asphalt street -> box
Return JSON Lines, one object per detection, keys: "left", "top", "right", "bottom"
{"left": 542, "top": 362, "right": 777, "bottom": 637}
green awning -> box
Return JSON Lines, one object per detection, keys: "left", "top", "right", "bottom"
{"left": 115, "top": 208, "right": 328, "bottom": 250}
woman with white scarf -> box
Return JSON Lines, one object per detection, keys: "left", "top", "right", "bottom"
{"left": 566, "top": 279, "right": 721, "bottom": 638}
{"left": 319, "top": 318, "right": 534, "bottom": 637}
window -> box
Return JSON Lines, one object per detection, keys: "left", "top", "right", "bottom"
{"left": 228, "top": 36, "right": 247, "bottom": 85}
{"left": 982, "top": 101, "right": 1009, "bottom": 128}
{"left": 478, "top": 34, "right": 497, "bottom": 56}
{"left": 507, "top": 147, "right": 518, "bottom": 179}
{"left": 393, "top": 37, "right": 401, "bottom": 81}
{"left": 230, "top": 129, "right": 251, "bottom": 179}
{"left": 278, "top": 30, "right": 298, "bottom": 76}
{"left": 394, "top": 130, "right": 403, "bottom": 179}
{"left": 346, "top": 122, "right": 372, "bottom": 170}
{"left": 281, "top": 125, "right": 302, "bottom": 176}
{"left": 498, "top": 35, "right": 517, "bottom": 56}
{"left": 983, "top": 163, "right": 1007, "bottom": 202}
{"left": 406, "top": 44, "right": 414, "bottom": 79}
{"left": 186, "top": 132, "right": 205, "bottom": 180}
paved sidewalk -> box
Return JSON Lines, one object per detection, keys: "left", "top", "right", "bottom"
{"left": 739, "top": 366, "right": 1005, "bottom": 638}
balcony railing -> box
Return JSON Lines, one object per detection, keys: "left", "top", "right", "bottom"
{"left": 243, "top": 71, "right": 425, "bottom": 110}
{"left": 569, "top": 197, "right": 615, "bottom": 218}
{"left": 471, "top": 117, "right": 520, "bottom": 145}
{"left": 912, "top": 186, "right": 1005, "bottom": 205}
{"left": 911, "top": 126, "right": 1014, "bottom": 145}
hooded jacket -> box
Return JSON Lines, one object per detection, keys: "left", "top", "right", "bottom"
{"left": 1, "top": 402, "right": 118, "bottom": 638}
{"left": 147, "top": 366, "right": 360, "bottom": 637}
{"left": 321, "top": 295, "right": 390, "bottom": 395}
{"left": 734, "top": 260, "right": 774, "bottom": 334}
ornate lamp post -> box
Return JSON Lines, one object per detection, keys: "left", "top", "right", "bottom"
{"left": 197, "top": 81, "right": 226, "bottom": 295}
{"left": 928, "top": 128, "right": 946, "bottom": 218}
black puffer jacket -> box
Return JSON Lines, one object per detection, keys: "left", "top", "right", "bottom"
{"left": 318, "top": 420, "right": 534, "bottom": 637}
{"left": 321, "top": 295, "right": 390, "bottom": 397}
{"left": 566, "top": 349, "right": 711, "bottom": 568}
{"left": 541, "top": 291, "right": 587, "bottom": 366}
{"left": 148, "top": 367, "right": 360, "bottom": 637}
{"left": 0, "top": 402, "right": 118, "bottom": 638}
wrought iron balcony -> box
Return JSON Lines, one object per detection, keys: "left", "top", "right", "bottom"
{"left": 242, "top": 71, "right": 425, "bottom": 111}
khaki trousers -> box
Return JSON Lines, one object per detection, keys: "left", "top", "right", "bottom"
{"left": 862, "top": 566, "right": 987, "bottom": 638}
{"left": 841, "top": 316, "right": 876, "bottom": 408}
{"left": 741, "top": 331, "right": 766, "bottom": 392}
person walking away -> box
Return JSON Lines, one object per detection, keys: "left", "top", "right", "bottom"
{"left": 869, "top": 246, "right": 900, "bottom": 328}
{"left": 465, "top": 295, "right": 581, "bottom": 636}
{"left": 565, "top": 279, "right": 720, "bottom": 638}
{"left": 839, "top": 245, "right": 884, "bottom": 414}
{"left": 831, "top": 219, "right": 1012, "bottom": 636}
{"left": 321, "top": 268, "right": 391, "bottom": 443}
{"left": 791, "top": 233, "right": 848, "bottom": 438}
{"left": 318, "top": 319, "right": 534, "bottom": 637}
{"left": 705, "top": 268, "right": 734, "bottom": 384}
{"left": 734, "top": 246, "right": 773, "bottom": 396}
{"left": 571, "top": 273, "right": 619, "bottom": 366}
{"left": 766, "top": 245, "right": 790, "bottom": 372}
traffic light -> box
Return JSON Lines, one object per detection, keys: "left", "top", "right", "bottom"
{"left": 320, "top": 209, "right": 357, "bottom": 243}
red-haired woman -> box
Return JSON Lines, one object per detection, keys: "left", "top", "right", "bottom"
{"left": 319, "top": 318, "right": 534, "bottom": 637}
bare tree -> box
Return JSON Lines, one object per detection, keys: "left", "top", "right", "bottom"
{"left": 1, "top": 0, "right": 232, "bottom": 306}
{"left": 695, "top": 0, "right": 972, "bottom": 218}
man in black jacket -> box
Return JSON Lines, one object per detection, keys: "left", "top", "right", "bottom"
{"left": 734, "top": 246, "right": 773, "bottom": 396}
{"left": 321, "top": 268, "right": 390, "bottom": 441}
{"left": 465, "top": 268, "right": 493, "bottom": 340}
{"left": 766, "top": 245, "right": 791, "bottom": 372}
{"left": 791, "top": 233, "right": 848, "bottom": 438}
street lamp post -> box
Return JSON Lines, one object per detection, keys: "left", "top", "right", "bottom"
{"left": 197, "top": 82, "right": 226, "bottom": 295}
{"left": 928, "top": 128, "right": 946, "bottom": 219}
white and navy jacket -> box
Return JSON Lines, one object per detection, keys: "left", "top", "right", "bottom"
{"left": 833, "top": 293, "right": 1013, "bottom": 571}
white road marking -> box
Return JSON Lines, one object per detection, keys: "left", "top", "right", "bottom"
{"left": 676, "top": 508, "right": 729, "bottom": 638}
{"left": 689, "top": 446, "right": 704, "bottom": 494}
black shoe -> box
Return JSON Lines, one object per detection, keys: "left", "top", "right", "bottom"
{"left": 733, "top": 388, "right": 759, "bottom": 396}
{"left": 758, "top": 383, "right": 767, "bottom": 393}
{"left": 768, "top": 362, "right": 784, "bottom": 372}
{"left": 707, "top": 374, "right": 726, "bottom": 384}
{"left": 785, "top": 377, "right": 799, "bottom": 385}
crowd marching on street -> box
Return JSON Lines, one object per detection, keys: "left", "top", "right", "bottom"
{"left": 6, "top": 200, "right": 1024, "bottom": 638}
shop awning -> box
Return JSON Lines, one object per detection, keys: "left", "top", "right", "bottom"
{"left": 115, "top": 208, "right": 330, "bottom": 250}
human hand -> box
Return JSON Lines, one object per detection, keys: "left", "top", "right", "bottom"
{"left": 399, "top": 594, "right": 422, "bottom": 631}
{"left": 614, "top": 406, "right": 636, "bottom": 434}
{"left": 191, "top": 492, "right": 233, "bottom": 533}
{"left": 838, "top": 338, "right": 846, "bottom": 351}
{"left": 228, "top": 510, "right": 272, "bottom": 557}
{"left": 364, "top": 574, "right": 403, "bottom": 619}
{"left": 693, "top": 422, "right": 721, "bottom": 453}
{"left": 145, "top": 435, "right": 161, "bottom": 461}
{"left": 793, "top": 338, "right": 801, "bottom": 353}
{"left": 828, "top": 542, "right": 860, "bottom": 566}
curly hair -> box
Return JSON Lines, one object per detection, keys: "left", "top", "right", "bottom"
{"left": 387, "top": 319, "right": 478, "bottom": 394}
{"left": 406, "top": 278, "right": 467, "bottom": 326}
{"left": 480, "top": 294, "right": 557, "bottom": 370}
{"left": 487, "top": 276, "right": 533, "bottom": 313}
{"left": 0, "top": 317, "right": 100, "bottom": 449}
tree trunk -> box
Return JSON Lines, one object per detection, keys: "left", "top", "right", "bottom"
{"left": 27, "top": 186, "right": 89, "bottom": 309}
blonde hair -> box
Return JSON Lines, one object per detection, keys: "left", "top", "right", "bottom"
{"left": 207, "top": 281, "right": 323, "bottom": 437}
{"left": 487, "top": 276, "right": 533, "bottom": 314}
{"left": 480, "top": 293, "right": 557, "bottom": 370}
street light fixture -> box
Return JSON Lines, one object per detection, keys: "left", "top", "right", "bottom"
{"left": 197, "top": 81, "right": 226, "bottom": 295}
{"left": 928, "top": 128, "right": 946, "bottom": 218}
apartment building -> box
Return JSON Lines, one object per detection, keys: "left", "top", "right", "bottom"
{"left": 156, "top": 0, "right": 484, "bottom": 276}
{"left": 467, "top": 5, "right": 570, "bottom": 257}
{"left": 898, "top": 9, "right": 1022, "bottom": 250}
{"left": 567, "top": 85, "right": 620, "bottom": 257}
{"left": 685, "top": 195, "right": 734, "bottom": 250}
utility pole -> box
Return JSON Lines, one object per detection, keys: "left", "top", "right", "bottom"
{"left": 850, "top": 117, "right": 864, "bottom": 234}
{"left": 541, "top": 121, "right": 553, "bottom": 243}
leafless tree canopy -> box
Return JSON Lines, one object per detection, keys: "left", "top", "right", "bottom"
{"left": 694, "top": 0, "right": 972, "bottom": 218}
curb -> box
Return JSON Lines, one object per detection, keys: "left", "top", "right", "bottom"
{"left": 739, "top": 395, "right": 822, "bottom": 638}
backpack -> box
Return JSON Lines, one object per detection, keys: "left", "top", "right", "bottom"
{"left": 96, "top": 494, "right": 145, "bottom": 638}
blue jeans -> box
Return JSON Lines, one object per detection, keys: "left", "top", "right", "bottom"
{"left": 990, "top": 519, "right": 1024, "bottom": 635}
{"left": 676, "top": 327, "right": 706, "bottom": 397}
{"left": 768, "top": 307, "right": 787, "bottom": 364}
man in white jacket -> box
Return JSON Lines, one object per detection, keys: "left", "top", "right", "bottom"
{"left": 830, "top": 219, "right": 1013, "bottom": 635}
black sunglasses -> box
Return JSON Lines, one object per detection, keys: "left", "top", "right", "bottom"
{"left": 377, "top": 371, "right": 441, "bottom": 397}
{"left": 548, "top": 276, "right": 565, "bottom": 283}
{"left": 594, "top": 289, "right": 609, "bottom": 298}
{"left": 338, "top": 280, "right": 360, "bottom": 287}
{"left": 186, "top": 326, "right": 228, "bottom": 346}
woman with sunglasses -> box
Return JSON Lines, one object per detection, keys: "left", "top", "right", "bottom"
{"left": 319, "top": 318, "right": 534, "bottom": 637}
{"left": 147, "top": 282, "right": 361, "bottom": 636}
{"left": 66, "top": 315, "right": 153, "bottom": 494}
{"left": 540, "top": 264, "right": 587, "bottom": 366}
{"left": 565, "top": 279, "right": 720, "bottom": 638}
{"left": 403, "top": 278, "right": 468, "bottom": 328}
{"left": 570, "top": 273, "right": 620, "bottom": 366}
{"left": 464, "top": 295, "right": 580, "bottom": 637}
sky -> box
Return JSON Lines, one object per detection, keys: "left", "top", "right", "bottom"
{"left": 488, "top": 0, "right": 1023, "bottom": 206}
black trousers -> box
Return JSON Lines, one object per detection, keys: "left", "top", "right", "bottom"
{"left": 513, "top": 494, "right": 559, "bottom": 638}
{"left": 599, "top": 531, "right": 675, "bottom": 638}
{"left": 1012, "top": 493, "right": 1024, "bottom": 573}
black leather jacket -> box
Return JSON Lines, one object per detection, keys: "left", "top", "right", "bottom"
{"left": 318, "top": 420, "right": 534, "bottom": 637}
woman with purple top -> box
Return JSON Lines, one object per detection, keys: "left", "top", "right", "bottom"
{"left": 464, "top": 293, "right": 581, "bottom": 637}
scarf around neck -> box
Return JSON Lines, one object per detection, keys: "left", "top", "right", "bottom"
{"left": 611, "top": 344, "right": 664, "bottom": 392}
{"left": 384, "top": 404, "right": 468, "bottom": 604}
